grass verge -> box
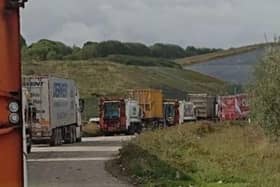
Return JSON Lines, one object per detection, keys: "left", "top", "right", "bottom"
{"left": 82, "top": 123, "right": 102, "bottom": 137}
{"left": 110, "top": 122, "right": 280, "bottom": 187}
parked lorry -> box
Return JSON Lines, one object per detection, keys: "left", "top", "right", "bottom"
{"left": 187, "top": 94, "right": 217, "bottom": 119}
{"left": 217, "top": 94, "right": 249, "bottom": 121}
{"left": 163, "top": 99, "right": 181, "bottom": 126}
{"left": 0, "top": 0, "right": 27, "bottom": 186}
{"left": 99, "top": 98, "right": 142, "bottom": 134}
{"left": 128, "top": 89, "right": 164, "bottom": 127}
{"left": 179, "top": 101, "right": 197, "bottom": 122}
{"left": 23, "top": 76, "right": 84, "bottom": 146}
{"left": 22, "top": 88, "right": 36, "bottom": 153}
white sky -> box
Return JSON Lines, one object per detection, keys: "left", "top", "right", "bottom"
{"left": 21, "top": 0, "right": 280, "bottom": 48}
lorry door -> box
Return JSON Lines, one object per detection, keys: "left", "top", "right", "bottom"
{"left": 0, "top": 1, "right": 25, "bottom": 186}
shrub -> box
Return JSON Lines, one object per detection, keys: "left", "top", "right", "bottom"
{"left": 250, "top": 44, "right": 280, "bottom": 137}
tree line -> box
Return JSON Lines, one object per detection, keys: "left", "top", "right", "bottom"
{"left": 21, "top": 36, "right": 222, "bottom": 61}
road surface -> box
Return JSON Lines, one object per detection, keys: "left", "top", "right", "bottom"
{"left": 28, "top": 136, "right": 135, "bottom": 187}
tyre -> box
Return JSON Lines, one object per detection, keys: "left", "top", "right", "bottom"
{"left": 127, "top": 124, "right": 136, "bottom": 135}
{"left": 50, "top": 129, "right": 57, "bottom": 146}
{"left": 27, "top": 144, "right": 31, "bottom": 154}
{"left": 73, "top": 126, "right": 77, "bottom": 143}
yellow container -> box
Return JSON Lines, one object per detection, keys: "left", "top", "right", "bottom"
{"left": 128, "top": 89, "right": 163, "bottom": 119}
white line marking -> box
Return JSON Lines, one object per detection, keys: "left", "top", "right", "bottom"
{"left": 28, "top": 157, "right": 116, "bottom": 162}
{"left": 31, "top": 146, "right": 122, "bottom": 153}
{"left": 82, "top": 136, "right": 136, "bottom": 142}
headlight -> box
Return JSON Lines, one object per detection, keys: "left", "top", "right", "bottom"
{"left": 9, "top": 101, "right": 19, "bottom": 113}
{"left": 9, "top": 113, "right": 20, "bottom": 124}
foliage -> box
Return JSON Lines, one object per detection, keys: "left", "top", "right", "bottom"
{"left": 95, "top": 40, "right": 129, "bottom": 57}
{"left": 23, "top": 39, "right": 72, "bottom": 61}
{"left": 22, "top": 38, "right": 221, "bottom": 61}
{"left": 249, "top": 45, "right": 280, "bottom": 137}
{"left": 185, "top": 46, "right": 221, "bottom": 57}
{"left": 150, "top": 43, "right": 186, "bottom": 59}
{"left": 117, "top": 123, "right": 280, "bottom": 187}
{"left": 125, "top": 42, "right": 151, "bottom": 56}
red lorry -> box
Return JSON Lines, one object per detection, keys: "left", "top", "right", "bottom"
{"left": 99, "top": 98, "right": 142, "bottom": 134}
{"left": 218, "top": 94, "right": 249, "bottom": 121}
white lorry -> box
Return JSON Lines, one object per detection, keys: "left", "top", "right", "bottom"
{"left": 179, "top": 101, "right": 197, "bottom": 122}
{"left": 23, "top": 76, "right": 84, "bottom": 146}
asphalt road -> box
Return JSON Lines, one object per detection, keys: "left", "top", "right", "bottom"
{"left": 27, "top": 136, "right": 135, "bottom": 187}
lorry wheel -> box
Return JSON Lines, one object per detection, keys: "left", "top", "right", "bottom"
{"left": 27, "top": 144, "right": 31, "bottom": 154}
{"left": 58, "top": 128, "right": 62, "bottom": 145}
{"left": 127, "top": 124, "right": 136, "bottom": 135}
{"left": 69, "top": 126, "right": 73, "bottom": 143}
{"left": 50, "top": 129, "right": 57, "bottom": 146}
{"left": 136, "top": 123, "right": 142, "bottom": 134}
{"left": 73, "top": 126, "right": 77, "bottom": 143}
{"left": 76, "top": 137, "right": 82, "bottom": 142}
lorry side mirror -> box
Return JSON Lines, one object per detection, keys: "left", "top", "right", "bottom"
{"left": 79, "top": 99, "right": 85, "bottom": 113}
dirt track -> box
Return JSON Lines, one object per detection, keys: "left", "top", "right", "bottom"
{"left": 28, "top": 136, "right": 135, "bottom": 187}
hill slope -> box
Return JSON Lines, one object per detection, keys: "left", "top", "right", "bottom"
{"left": 23, "top": 60, "right": 227, "bottom": 117}
{"left": 176, "top": 43, "right": 269, "bottom": 65}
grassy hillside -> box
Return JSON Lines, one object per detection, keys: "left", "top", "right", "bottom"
{"left": 23, "top": 60, "right": 227, "bottom": 118}
{"left": 113, "top": 122, "right": 280, "bottom": 187}
{"left": 176, "top": 43, "right": 270, "bottom": 65}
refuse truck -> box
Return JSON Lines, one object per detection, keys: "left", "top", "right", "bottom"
{"left": 23, "top": 76, "right": 84, "bottom": 146}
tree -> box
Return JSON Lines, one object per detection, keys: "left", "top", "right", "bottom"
{"left": 95, "top": 40, "right": 129, "bottom": 57}
{"left": 185, "top": 46, "right": 221, "bottom": 57}
{"left": 124, "top": 42, "right": 151, "bottom": 56}
{"left": 249, "top": 45, "right": 280, "bottom": 137}
{"left": 24, "top": 39, "right": 72, "bottom": 60}
{"left": 150, "top": 43, "right": 185, "bottom": 58}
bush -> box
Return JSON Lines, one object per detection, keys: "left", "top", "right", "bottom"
{"left": 23, "top": 39, "right": 73, "bottom": 61}
{"left": 250, "top": 44, "right": 280, "bottom": 137}
{"left": 150, "top": 43, "right": 186, "bottom": 59}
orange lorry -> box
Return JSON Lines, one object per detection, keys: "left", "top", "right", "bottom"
{"left": 0, "top": 0, "right": 27, "bottom": 187}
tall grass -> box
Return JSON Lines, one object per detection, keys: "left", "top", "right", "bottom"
{"left": 118, "top": 122, "right": 280, "bottom": 187}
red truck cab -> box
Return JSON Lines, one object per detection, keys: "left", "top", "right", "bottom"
{"left": 99, "top": 98, "right": 142, "bottom": 134}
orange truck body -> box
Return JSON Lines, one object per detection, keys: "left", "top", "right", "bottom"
{"left": 128, "top": 89, "right": 163, "bottom": 119}
{"left": 0, "top": 1, "right": 24, "bottom": 186}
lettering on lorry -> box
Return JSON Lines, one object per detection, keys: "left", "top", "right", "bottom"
{"left": 24, "top": 80, "right": 44, "bottom": 87}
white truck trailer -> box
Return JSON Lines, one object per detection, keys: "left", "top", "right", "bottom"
{"left": 23, "top": 76, "right": 84, "bottom": 146}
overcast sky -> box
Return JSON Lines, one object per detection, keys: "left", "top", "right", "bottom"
{"left": 21, "top": 0, "right": 280, "bottom": 48}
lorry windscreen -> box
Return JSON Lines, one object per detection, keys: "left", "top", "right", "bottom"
{"left": 164, "top": 104, "right": 175, "bottom": 118}
{"left": 104, "top": 102, "right": 120, "bottom": 119}
{"left": 184, "top": 104, "right": 194, "bottom": 116}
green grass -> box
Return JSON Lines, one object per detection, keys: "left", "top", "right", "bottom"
{"left": 117, "top": 122, "right": 280, "bottom": 187}
{"left": 176, "top": 43, "right": 271, "bottom": 65}
{"left": 22, "top": 60, "right": 227, "bottom": 119}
